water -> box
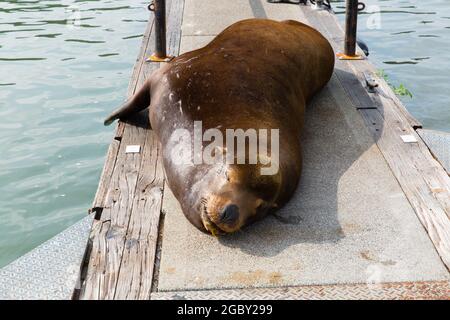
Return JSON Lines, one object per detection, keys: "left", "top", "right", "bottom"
{"left": 0, "top": 0, "right": 149, "bottom": 267}
{"left": 334, "top": 0, "right": 450, "bottom": 132}
{"left": 0, "top": 0, "right": 449, "bottom": 268}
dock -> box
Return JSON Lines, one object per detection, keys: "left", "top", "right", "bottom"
{"left": 76, "top": 0, "right": 450, "bottom": 299}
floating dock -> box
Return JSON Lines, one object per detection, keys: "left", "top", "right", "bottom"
{"left": 43, "top": 0, "right": 450, "bottom": 299}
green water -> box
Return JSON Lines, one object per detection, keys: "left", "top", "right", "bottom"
{"left": 335, "top": 0, "right": 450, "bottom": 131}
{"left": 1, "top": 0, "right": 449, "bottom": 268}
{"left": 0, "top": 0, "right": 149, "bottom": 267}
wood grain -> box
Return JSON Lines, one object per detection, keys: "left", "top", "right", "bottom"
{"left": 300, "top": 6, "right": 450, "bottom": 269}
{"left": 90, "top": 14, "right": 155, "bottom": 211}
{"left": 113, "top": 0, "right": 185, "bottom": 299}
{"left": 78, "top": 0, "right": 184, "bottom": 299}
{"left": 78, "top": 2, "right": 449, "bottom": 300}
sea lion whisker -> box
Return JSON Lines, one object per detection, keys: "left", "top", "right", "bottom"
{"left": 200, "top": 197, "right": 208, "bottom": 205}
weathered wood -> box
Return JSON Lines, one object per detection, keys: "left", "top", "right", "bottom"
{"left": 90, "top": 14, "right": 155, "bottom": 211}
{"left": 359, "top": 108, "right": 450, "bottom": 267}
{"left": 300, "top": 6, "right": 450, "bottom": 269}
{"left": 114, "top": 0, "right": 185, "bottom": 299}
{"left": 90, "top": 138, "right": 121, "bottom": 212}
{"left": 78, "top": 0, "right": 184, "bottom": 299}
{"left": 114, "top": 133, "right": 164, "bottom": 299}
{"left": 166, "top": 0, "right": 186, "bottom": 58}
{"left": 79, "top": 1, "right": 449, "bottom": 300}
{"left": 81, "top": 122, "right": 151, "bottom": 299}
{"left": 310, "top": 7, "right": 450, "bottom": 210}
{"left": 303, "top": 7, "right": 422, "bottom": 128}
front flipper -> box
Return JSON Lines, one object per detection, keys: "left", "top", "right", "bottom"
{"left": 104, "top": 79, "right": 152, "bottom": 126}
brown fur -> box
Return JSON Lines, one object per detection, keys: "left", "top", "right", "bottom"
{"left": 105, "top": 19, "right": 335, "bottom": 235}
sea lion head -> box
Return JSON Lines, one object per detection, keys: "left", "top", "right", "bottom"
{"left": 198, "top": 162, "right": 280, "bottom": 236}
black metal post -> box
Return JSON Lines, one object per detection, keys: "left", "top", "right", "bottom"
{"left": 344, "top": 0, "right": 358, "bottom": 57}
{"left": 153, "top": 0, "right": 167, "bottom": 59}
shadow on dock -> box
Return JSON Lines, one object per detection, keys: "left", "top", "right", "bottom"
{"left": 217, "top": 69, "right": 377, "bottom": 257}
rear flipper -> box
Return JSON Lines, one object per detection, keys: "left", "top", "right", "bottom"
{"left": 104, "top": 79, "right": 152, "bottom": 126}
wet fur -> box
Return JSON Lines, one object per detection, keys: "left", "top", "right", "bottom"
{"left": 104, "top": 19, "right": 335, "bottom": 233}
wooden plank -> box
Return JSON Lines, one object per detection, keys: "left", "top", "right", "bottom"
{"left": 90, "top": 15, "right": 155, "bottom": 211}
{"left": 78, "top": 0, "right": 185, "bottom": 299}
{"left": 166, "top": 0, "right": 186, "bottom": 58}
{"left": 114, "top": 0, "right": 185, "bottom": 299}
{"left": 298, "top": 5, "right": 450, "bottom": 269}
{"left": 79, "top": 2, "right": 449, "bottom": 299}
{"left": 359, "top": 108, "right": 450, "bottom": 267}
{"left": 81, "top": 122, "right": 151, "bottom": 299}
{"left": 90, "top": 139, "right": 120, "bottom": 213}
{"left": 306, "top": 6, "right": 450, "bottom": 217}
{"left": 301, "top": 6, "right": 422, "bottom": 129}
{"left": 113, "top": 133, "right": 164, "bottom": 299}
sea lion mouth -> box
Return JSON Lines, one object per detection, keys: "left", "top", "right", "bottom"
{"left": 201, "top": 203, "right": 225, "bottom": 237}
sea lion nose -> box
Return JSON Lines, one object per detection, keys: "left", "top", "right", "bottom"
{"left": 219, "top": 204, "right": 239, "bottom": 224}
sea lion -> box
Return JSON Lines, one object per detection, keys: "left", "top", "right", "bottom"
{"left": 104, "top": 19, "right": 334, "bottom": 235}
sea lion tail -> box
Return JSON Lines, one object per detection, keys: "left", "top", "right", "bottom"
{"left": 104, "top": 80, "right": 151, "bottom": 126}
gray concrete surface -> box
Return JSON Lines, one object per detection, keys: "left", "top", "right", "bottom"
{"left": 180, "top": 36, "right": 214, "bottom": 54}
{"left": 182, "top": 0, "right": 254, "bottom": 36}
{"left": 157, "top": 0, "right": 450, "bottom": 291}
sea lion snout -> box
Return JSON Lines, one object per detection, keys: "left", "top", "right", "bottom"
{"left": 219, "top": 204, "right": 239, "bottom": 224}
{"left": 194, "top": 161, "right": 284, "bottom": 236}
{"left": 200, "top": 184, "right": 270, "bottom": 236}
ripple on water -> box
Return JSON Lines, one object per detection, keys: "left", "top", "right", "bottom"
{"left": 65, "top": 39, "right": 106, "bottom": 43}
{"left": 383, "top": 60, "right": 419, "bottom": 65}
{"left": 0, "top": 0, "right": 150, "bottom": 267}
{"left": 391, "top": 30, "right": 415, "bottom": 35}
{"left": 35, "top": 33, "right": 63, "bottom": 38}
{"left": 0, "top": 57, "right": 47, "bottom": 61}
{"left": 2, "top": 0, "right": 450, "bottom": 268}
{"left": 337, "top": 0, "right": 450, "bottom": 132}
